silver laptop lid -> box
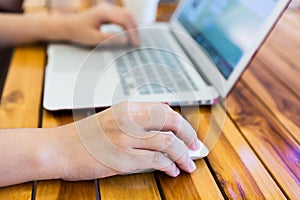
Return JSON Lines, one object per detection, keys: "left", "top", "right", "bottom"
{"left": 169, "top": 0, "right": 291, "bottom": 98}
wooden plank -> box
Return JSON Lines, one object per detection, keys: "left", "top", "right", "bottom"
{"left": 0, "top": 183, "right": 33, "bottom": 200}
{"left": 0, "top": 45, "right": 45, "bottom": 199}
{"left": 156, "top": 2, "right": 177, "bottom": 22}
{"left": 285, "top": 11, "right": 300, "bottom": 31}
{"left": 254, "top": 10, "right": 300, "bottom": 98}
{"left": 36, "top": 180, "right": 96, "bottom": 200}
{"left": 255, "top": 45, "right": 300, "bottom": 99}
{"left": 242, "top": 60, "right": 300, "bottom": 142}
{"left": 262, "top": 30, "right": 300, "bottom": 73}
{"left": 209, "top": 105, "right": 285, "bottom": 199}
{"left": 35, "top": 110, "right": 97, "bottom": 200}
{"left": 0, "top": 45, "right": 45, "bottom": 128}
{"left": 263, "top": 40, "right": 300, "bottom": 74}
{"left": 272, "top": 13, "right": 300, "bottom": 50}
{"left": 182, "top": 106, "right": 283, "bottom": 199}
{"left": 226, "top": 81, "right": 300, "bottom": 199}
{"left": 156, "top": 159, "right": 223, "bottom": 200}
{"left": 99, "top": 173, "right": 161, "bottom": 200}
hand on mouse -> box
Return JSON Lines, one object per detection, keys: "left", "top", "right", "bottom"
{"left": 45, "top": 102, "right": 204, "bottom": 181}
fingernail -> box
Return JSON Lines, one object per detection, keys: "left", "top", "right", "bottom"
{"left": 189, "top": 161, "right": 196, "bottom": 172}
{"left": 174, "top": 168, "right": 180, "bottom": 177}
{"left": 191, "top": 139, "right": 201, "bottom": 150}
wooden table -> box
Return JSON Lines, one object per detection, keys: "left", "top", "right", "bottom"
{"left": 0, "top": 0, "right": 300, "bottom": 199}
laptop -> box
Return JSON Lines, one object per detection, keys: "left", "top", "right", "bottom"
{"left": 43, "top": 0, "right": 291, "bottom": 111}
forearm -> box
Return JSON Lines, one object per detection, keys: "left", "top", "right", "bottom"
{"left": 0, "top": 122, "right": 117, "bottom": 187}
{"left": 0, "top": 128, "right": 64, "bottom": 187}
{"left": 0, "top": 13, "right": 71, "bottom": 46}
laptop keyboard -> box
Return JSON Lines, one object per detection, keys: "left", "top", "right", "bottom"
{"left": 115, "top": 30, "right": 199, "bottom": 96}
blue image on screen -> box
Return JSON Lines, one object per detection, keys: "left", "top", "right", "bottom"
{"left": 179, "top": 0, "right": 277, "bottom": 79}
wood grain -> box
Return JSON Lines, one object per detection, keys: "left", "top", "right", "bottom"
{"left": 182, "top": 106, "right": 285, "bottom": 199}
{"left": 0, "top": 45, "right": 46, "bottom": 199}
{"left": 226, "top": 81, "right": 300, "bottom": 199}
{"left": 255, "top": 7, "right": 300, "bottom": 98}
{"left": 208, "top": 105, "right": 285, "bottom": 199}
{"left": 0, "top": 45, "right": 45, "bottom": 128}
{"left": 36, "top": 180, "right": 97, "bottom": 200}
{"left": 156, "top": 161, "right": 223, "bottom": 200}
{"left": 0, "top": 183, "right": 33, "bottom": 200}
{"left": 264, "top": 14, "right": 300, "bottom": 63}
{"left": 242, "top": 60, "right": 300, "bottom": 142}
{"left": 156, "top": 2, "right": 177, "bottom": 22}
{"left": 255, "top": 45, "right": 300, "bottom": 99}
{"left": 99, "top": 173, "right": 161, "bottom": 200}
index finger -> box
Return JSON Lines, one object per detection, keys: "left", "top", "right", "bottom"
{"left": 132, "top": 103, "right": 201, "bottom": 150}
{"left": 157, "top": 105, "right": 201, "bottom": 151}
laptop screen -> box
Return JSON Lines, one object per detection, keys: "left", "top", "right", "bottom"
{"left": 178, "top": 0, "right": 278, "bottom": 79}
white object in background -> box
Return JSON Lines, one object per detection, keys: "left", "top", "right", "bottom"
{"left": 123, "top": 0, "right": 160, "bottom": 26}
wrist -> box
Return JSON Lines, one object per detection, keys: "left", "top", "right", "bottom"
{"left": 40, "top": 123, "right": 95, "bottom": 181}
{"left": 33, "top": 127, "right": 69, "bottom": 181}
{"left": 36, "top": 121, "right": 118, "bottom": 182}
{"left": 39, "top": 14, "right": 73, "bottom": 42}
